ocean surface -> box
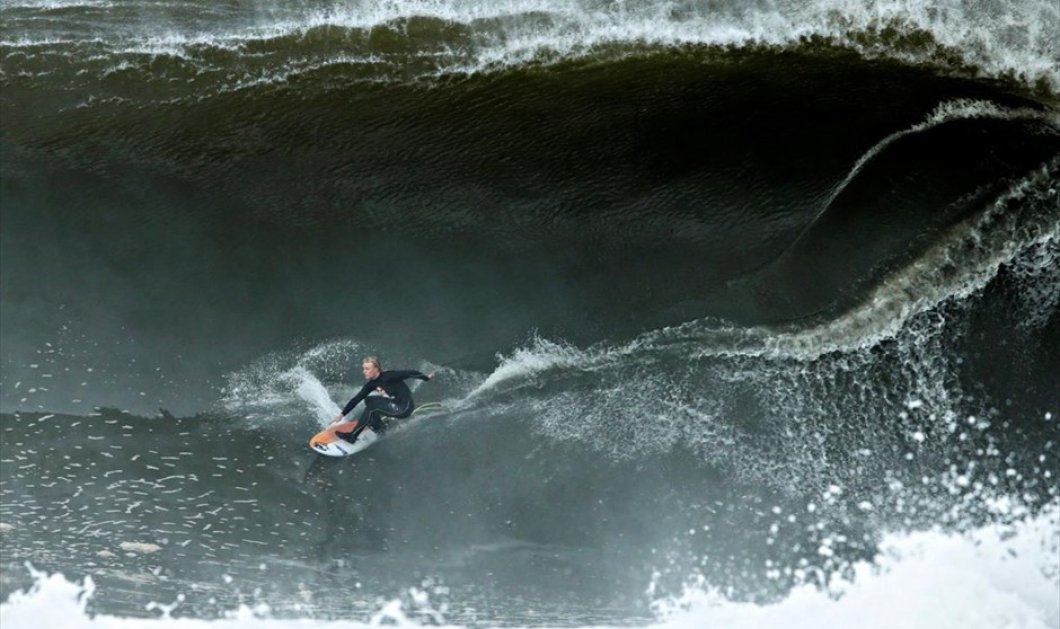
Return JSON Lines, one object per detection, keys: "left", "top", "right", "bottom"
{"left": 1, "top": 1, "right": 1058, "bottom": 627}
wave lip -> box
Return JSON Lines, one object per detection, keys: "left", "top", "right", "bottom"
{"left": 2, "top": 0, "right": 1057, "bottom": 94}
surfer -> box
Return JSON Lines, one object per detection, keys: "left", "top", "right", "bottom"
{"left": 328, "top": 356, "right": 433, "bottom": 443}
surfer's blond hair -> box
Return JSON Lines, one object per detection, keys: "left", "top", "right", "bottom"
{"left": 362, "top": 356, "right": 382, "bottom": 371}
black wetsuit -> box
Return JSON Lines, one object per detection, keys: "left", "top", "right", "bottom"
{"left": 339, "top": 370, "right": 430, "bottom": 441}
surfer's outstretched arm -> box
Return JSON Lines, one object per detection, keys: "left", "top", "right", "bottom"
{"left": 387, "top": 370, "right": 432, "bottom": 382}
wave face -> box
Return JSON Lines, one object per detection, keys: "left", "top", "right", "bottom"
{"left": 1, "top": 1, "right": 1058, "bottom": 626}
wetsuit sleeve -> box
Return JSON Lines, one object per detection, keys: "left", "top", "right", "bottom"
{"left": 341, "top": 382, "right": 373, "bottom": 417}
{"left": 386, "top": 370, "right": 430, "bottom": 382}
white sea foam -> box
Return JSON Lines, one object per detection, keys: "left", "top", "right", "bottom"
{"left": 652, "top": 503, "right": 1060, "bottom": 629}
{"left": 467, "top": 337, "right": 588, "bottom": 398}
{"left": 290, "top": 367, "right": 342, "bottom": 425}
{"left": 219, "top": 339, "right": 361, "bottom": 422}
{"left": 2, "top": 0, "right": 1057, "bottom": 89}
{"left": 3, "top": 504, "right": 1056, "bottom": 628}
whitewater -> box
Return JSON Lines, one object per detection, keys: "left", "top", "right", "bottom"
{"left": 3, "top": 504, "right": 1057, "bottom": 627}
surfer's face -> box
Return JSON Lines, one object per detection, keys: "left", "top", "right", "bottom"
{"left": 362, "top": 362, "right": 380, "bottom": 380}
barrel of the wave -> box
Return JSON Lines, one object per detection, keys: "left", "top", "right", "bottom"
{"left": 308, "top": 425, "right": 378, "bottom": 457}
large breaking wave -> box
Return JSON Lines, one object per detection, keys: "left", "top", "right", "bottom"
{"left": 1, "top": 0, "right": 1058, "bottom": 626}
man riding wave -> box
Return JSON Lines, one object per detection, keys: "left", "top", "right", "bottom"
{"left": 327, "top": 356, "right": 433, "bottom": 443}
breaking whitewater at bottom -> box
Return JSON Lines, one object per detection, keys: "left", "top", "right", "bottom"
{"left": 2, "top": 501, "right": 1056, "bottom": 628}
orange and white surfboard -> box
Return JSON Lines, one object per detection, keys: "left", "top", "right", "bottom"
{"left": 308, "top": 427, "right": 379, "bottom": 457}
